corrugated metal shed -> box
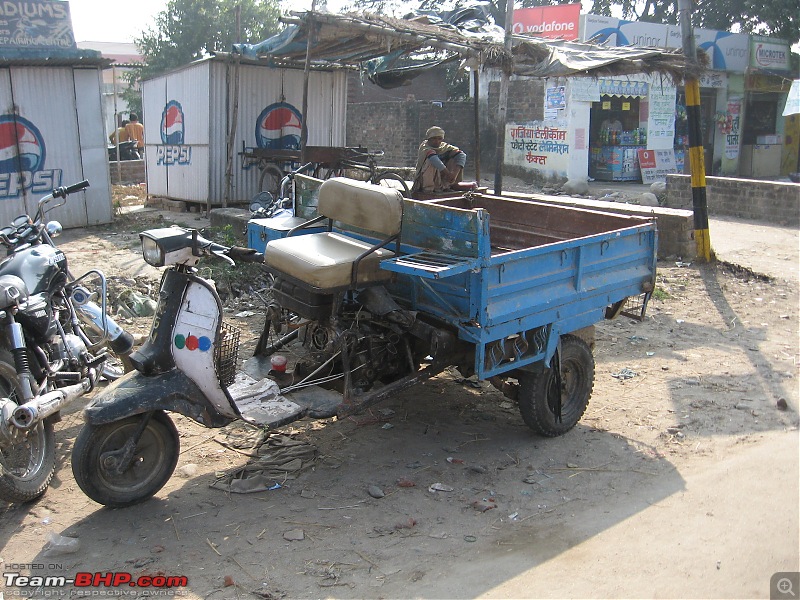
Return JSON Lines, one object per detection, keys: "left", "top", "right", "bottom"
{"left": 143, "top": 55, "right": 346, "bottom": 205}
{"left": 0, "top": 56, "right": 113, "bottom": 228}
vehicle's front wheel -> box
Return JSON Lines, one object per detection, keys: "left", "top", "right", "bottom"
{"left": 518, "top": 334, "right": 594, "bottom": 436}
{"left": 72, "top": 411, "right": 179, "bottom": 508}
{"left": 0, "top": 356, "right": 55, "bottom": 504}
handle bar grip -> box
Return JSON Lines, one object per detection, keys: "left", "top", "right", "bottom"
{"left": 65, "top": 180, "right": 90, "bottom": 194}
{"left": 227, "top": 246, "right": 264, "bottom": 263}
{"left": 53, "top": 180, "right": 90, "bottom": 198}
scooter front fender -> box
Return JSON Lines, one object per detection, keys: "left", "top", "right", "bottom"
{"left": 83, "top": 369, "right": 234, "bottom": 428}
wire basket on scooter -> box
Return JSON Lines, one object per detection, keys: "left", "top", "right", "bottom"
{"left": 216, "top": 322, "right": 241, "bottom": 387}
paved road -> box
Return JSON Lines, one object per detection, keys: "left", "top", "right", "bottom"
{"left": 709, "top": 216, "right": 799, "bottom": 282}
{"left": 583, "top": 180, "right": 799, "bottom": 282}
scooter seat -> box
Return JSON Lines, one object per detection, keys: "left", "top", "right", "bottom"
{"left": 266, "top": 231, "right": 395, "bottom": 289}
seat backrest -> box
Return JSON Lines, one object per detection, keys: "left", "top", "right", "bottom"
{"left": 318, "top": 177, "right": 403, "bottom": 237}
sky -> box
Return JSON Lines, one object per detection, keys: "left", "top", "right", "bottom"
{"left": 69, "top": 0, "right": 326, "bottom": 43}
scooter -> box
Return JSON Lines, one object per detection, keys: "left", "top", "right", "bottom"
{"left": 108, "top": 140, "right": 140, "bottom": 162}
{"left": 71, "top": 229, "right": 293, "bottom": 507}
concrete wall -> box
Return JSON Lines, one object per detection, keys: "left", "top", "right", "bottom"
{"left": 346, "top": 100, "right": 476, "bottom": 171}
{"left": 109, "top": 160, "right": 146, "bottom": 185}
{"left": 504, "top": 192, "right": 696, "bottom": 259}
{"left": 665, "top": 175, "right": 799, "bottom": 227}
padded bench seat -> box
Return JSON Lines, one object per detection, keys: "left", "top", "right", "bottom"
{"left": 266, "top": 231, "right": 395, "bottom": 289}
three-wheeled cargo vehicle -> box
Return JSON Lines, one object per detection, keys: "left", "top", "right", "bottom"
{"left": 73, "top": 177, "right": 656, "bottom": 507}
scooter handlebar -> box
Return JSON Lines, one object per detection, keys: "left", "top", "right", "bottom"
{"left": 226, "top": 246, "right": 264, "bottom": 263}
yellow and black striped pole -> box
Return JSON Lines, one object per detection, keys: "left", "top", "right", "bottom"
{"left": 678, "top": 0, "right": 712, "bottom": 261}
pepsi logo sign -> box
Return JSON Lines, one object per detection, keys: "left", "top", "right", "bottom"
{"left": 255, "top": 102, "right": 302, "bottom": 150}
{"left": 156, "top": 100, "right": 191, "bottom": 166}
{"left": 0, "top": 114, "right": 61, "bottom": 198}
{"left": 160, "top": 100, "right": 184, "bottom": 144}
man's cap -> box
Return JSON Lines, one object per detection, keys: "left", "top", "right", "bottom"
{"left": 426, "top": 126, "right": 445, "bottom": 139}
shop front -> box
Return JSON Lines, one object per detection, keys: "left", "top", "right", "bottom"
{"left": 738, "top": 36, "right": 791, "bottom": 178}
{"left": 589, "top": 79, "right": 649, "bottom": 181}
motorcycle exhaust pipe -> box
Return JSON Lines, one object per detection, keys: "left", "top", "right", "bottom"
{"left": 71, "top": 289, "right": 135, "bottom": 355}
{"left": 10, "top": 380, "right": 91, "bottom": 430}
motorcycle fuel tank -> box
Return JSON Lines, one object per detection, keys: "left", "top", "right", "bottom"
{"left": 0, "top": 244, "right": 68, "bottom": 296}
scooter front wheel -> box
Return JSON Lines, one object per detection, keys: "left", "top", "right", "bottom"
{"left": 72, "top": 411, "right": 179, "bottom": 508}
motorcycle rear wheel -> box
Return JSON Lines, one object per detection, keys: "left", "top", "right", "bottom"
{"left": 0, "top": 358, "right": 56, "bottom": 504}
{"left": 72, "top": 411, "right": 179, "bottom": 508}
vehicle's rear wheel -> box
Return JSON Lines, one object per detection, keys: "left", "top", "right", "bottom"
{"left": 518, "top": 334, "right": 594, "bottom": 436}
{"left": 72, "top": 411, "right": 179, "bottom": 508}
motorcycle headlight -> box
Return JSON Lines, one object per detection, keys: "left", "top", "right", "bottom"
{"left": 141, "top": 236, "right": 165, "bottom": 267}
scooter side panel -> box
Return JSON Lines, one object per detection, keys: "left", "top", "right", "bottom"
{"left": 172, "top": 280, "right": 239, "bottom": 419}
{"left": 83, "top": 370, "right": 234, "bottom": 428}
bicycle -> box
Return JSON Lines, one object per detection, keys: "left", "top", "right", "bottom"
{"left": 312, "top": 148, "right": 410, "bottom": 196}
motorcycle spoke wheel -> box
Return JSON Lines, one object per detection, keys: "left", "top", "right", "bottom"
{"left": 72, "top": 411, "right": 180, "bottom": 508}
{"left": 0, "top": 359, "right": 55, "bottom": 503}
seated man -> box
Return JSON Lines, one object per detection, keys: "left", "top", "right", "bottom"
{"left": 411, "top": 126, "right": 467, "bottom": 194}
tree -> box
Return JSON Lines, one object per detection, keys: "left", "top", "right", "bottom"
{"left": 122, "top": 0, "right": 281, "bottom": 117}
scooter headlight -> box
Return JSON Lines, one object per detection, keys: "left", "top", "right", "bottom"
{"left": 141, "top": 236, "right": 165, "bottom": 267}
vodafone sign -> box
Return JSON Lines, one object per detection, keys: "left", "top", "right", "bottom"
{"left": 513, "top": 4, "right": 580, "bottom": 40}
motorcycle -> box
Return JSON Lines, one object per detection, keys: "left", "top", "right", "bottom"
{"left": 0, "top": 180, "right": 136, "bottom": 503}
{"left": 108, "top": 140, "right": 140, "bottom": 162}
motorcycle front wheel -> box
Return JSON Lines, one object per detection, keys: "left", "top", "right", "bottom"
{"left": 0, "top": 357, "right": 56, "bottom": 503}
{"left": 72, "top": 411, "right": 179, "bottom": 508}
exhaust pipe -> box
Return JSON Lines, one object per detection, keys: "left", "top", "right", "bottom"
{"left": 9, "top": 380, "right": 91, "bottom": 430}
{"left": 71, "top": 288, "right": 136, "bottom": 355}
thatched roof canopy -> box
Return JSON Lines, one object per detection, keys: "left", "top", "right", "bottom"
{"left": 234, "top": 10, "right": 706, "bottom": 82}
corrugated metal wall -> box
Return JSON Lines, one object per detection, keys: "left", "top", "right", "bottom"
{"left": 143, "top": 62, "right": 211, "bottom": 202}
{"left": 0, "top": 66, "right": 111, "bottom": 228}
{"left": 144, "top": 58, "right": 346, "bottom": 205}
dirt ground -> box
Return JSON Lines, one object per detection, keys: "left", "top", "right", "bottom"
{"left": 0, "top": 187, "right": 798, "bottom": 599}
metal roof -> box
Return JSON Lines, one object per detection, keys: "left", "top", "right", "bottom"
{"left": 233, "top": 10, "right": 706, "bottom": 81}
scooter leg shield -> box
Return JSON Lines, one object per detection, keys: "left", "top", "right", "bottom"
{"left": 83, "top": 370, "right": 234, "bottom": 428}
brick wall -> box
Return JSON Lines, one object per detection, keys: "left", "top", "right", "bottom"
{"left": 503, "top": 192, "right": 697, "bottom": 259}
{"left": 109, "top": 160, "right": 145, "bottom": 185}
{"left": 347, "top": 67, "right": 450, "bottom": 104}
{"left": 666, "top": 175, "right": 799, "bottom": 227}
{"left": 346, "top": 100, "right": 476, "bottom": 171}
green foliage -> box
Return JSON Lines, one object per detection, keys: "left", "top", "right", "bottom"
{"left": 125, "top": 0, "right": 281, "bottom": 114}
{"left": 652, "top": 286, "right": 670, "bottom": 301}
{"left": 445, "top": 62, "right": 470, "bottom": 101}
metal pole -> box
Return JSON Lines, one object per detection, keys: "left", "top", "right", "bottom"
{"left": 223, "top": 4, "right": 242, "bottom": 208}
{"left": 493, "top": 0, "right": 514, "bottom": 196}
{"left": 112, "top": 65, "right": 121, "bottom": 183}
{"left": 299, "top": 0, "right": 316, "bottom": 164}
{"left": 678, "top": 0, "right": 711, "bottom": 262}
{"left": 473, "top": 69, "right": 481, "bottom": 183}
